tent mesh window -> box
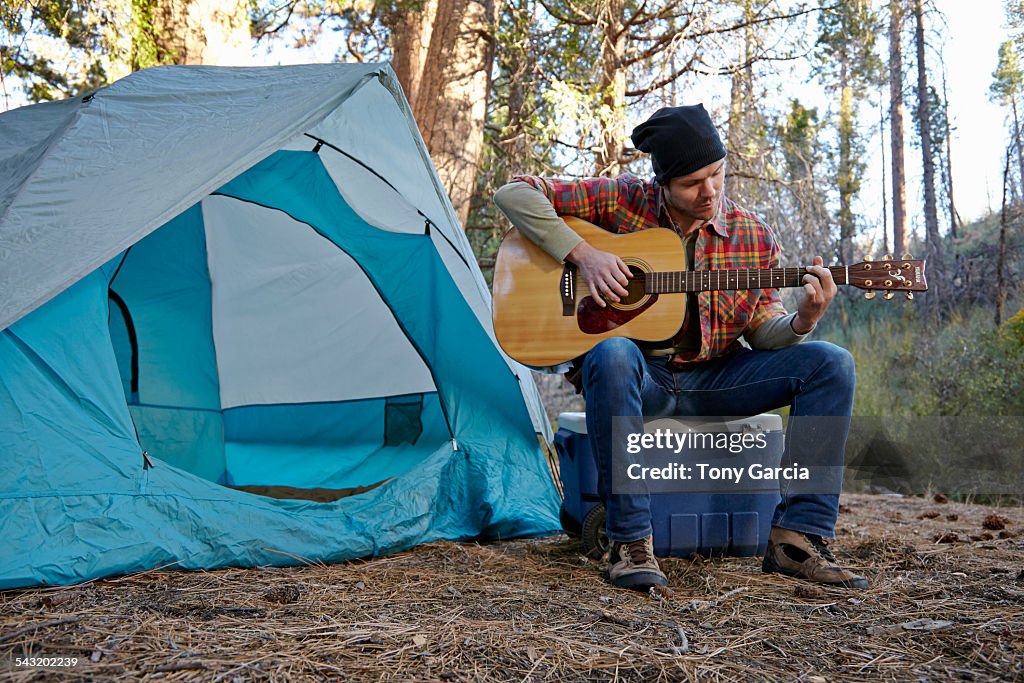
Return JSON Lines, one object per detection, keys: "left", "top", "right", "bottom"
{"left": 384, "top": 394, "right": 424, "bottom": 446}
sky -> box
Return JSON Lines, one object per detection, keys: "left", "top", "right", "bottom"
{"left": 925, "top": 0, "right": 1010, "bottom": 222}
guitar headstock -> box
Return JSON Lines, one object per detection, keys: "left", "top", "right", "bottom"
{"left": 847, "top": 255, "right": 928, "bottom": 300}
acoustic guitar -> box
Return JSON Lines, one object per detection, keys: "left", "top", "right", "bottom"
{"left": 491, "top": 217, "right": 928, "bottom": 367}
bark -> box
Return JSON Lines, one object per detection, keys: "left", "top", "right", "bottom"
{"left": 996, "top": 149, "right": 1010, "bottom": 327}
{"left": 941, "top": 65, "right": 960, "bottom": 237}
{"left": 728, "top": 56, "right": 746, "bottom": 152}
{"left": 727, "top": 0, "right": 757, "bottom": 206}
{"left": 1012, "top": 97, "right": 1024, "bottom": 193}
{"left": 837, "top": 62, "right": 855, "bottom": 266}
{"left": 888, "top": 0, "right": 908, "bottom": 256}
{"left": 148, "top": 0, "right": 249, "bottom": 66}
{"left": 388, "top": 0, "right": 501, "bottom": 227}
{"left": 914, "top": 0, "right": 941, "bottom": 304}
{"left": 498, "top": 3, "right": 531, "bottom": 174}
{"left": 880, "top": 95, "right": 889, "bottom": 255}
{"left": 384, "top": 0, "right": 438, "bottom": 112}
{"left": 595, "top": 0, "right": 626, "bottom": 176}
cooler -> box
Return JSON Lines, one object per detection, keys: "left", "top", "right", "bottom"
{"left": 554, "top": 411, "right": 784, "bottom": 558}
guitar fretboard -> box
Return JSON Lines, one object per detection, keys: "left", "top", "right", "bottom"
{"left": 644, "top": 266, "right": 849, "bottom": 293}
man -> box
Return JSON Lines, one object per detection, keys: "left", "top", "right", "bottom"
{"left": 493, "top": 104, "right": 867, "bottom": 592}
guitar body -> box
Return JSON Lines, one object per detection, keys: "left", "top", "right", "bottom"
{"left": 492, "top": 216, "right": 929, "bottom": 368}
{"left": 492, "top": 217, "right": 687, "bottom": 367}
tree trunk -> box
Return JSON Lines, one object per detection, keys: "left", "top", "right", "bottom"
{"left": 384, "top": 0, "right": 438, "bottom": 112}
{"left": 144, "top": 0, "right": 250, "bottom": 67}
{"left": 941, "top": 64, "right": 960, "bottom": 237}
{"left": 889, "top": 0, "right": 908, "bottom": 257}
{"left": 728, "top": 49, "right": 746, "bottom": 161}
{"left": 727, "top": 0, "right": 757, "bottom": 205}
{"left": 498, "top": 1, "right": 531, "bottom": 176}
{"left": 996, "top": 149, "right": 1010, "bottom": 327}
{"left": 1012, "top": 97, "right": 1024, "bottom": 192}
{"left": 838, "top": 60, "right": 855, "bottom": 266}
{"left": 880, "top": 94, "right": 889, "bottom": 255}
{"left": 595, "top": 0, "right": 626, "bottom": 176}
{"left": 914, "top": 0, "right": 941, "bottom": 306}
{"left": 387, "top": 0, "right": 501, "bottom": 227}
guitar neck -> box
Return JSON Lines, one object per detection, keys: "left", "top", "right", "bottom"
{"left": 644, "top": 266, "right": 850, "bottom": 293}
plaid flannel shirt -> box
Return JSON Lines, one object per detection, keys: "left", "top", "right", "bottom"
{"left": 513, "top": 173, "right": 788, "bottom": 365}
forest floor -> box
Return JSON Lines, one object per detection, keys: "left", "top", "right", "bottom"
{"left": 1, "top": 493, "right": 1022, "bottom": 682}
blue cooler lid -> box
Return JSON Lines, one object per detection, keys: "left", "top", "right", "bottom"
{"left": 646, "top": 414, "right": 784, "bottom": 434}
{"left": 558, "top": 412, "right": 783, "bottom": 435}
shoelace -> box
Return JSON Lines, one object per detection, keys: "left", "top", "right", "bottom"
{"left": 808, "top": 535, "right": 838, "bottom": 563}
{"left": 624, "top": 539, "right": 651, "bottom": 564}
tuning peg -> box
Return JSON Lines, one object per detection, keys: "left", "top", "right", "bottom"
{"left": 905, "top": 291, "right": 914, "bottom": 300}
{"left": 901, "top": 253, "right": 913, "bottom": 259}
{"left": 864, "top": 292, "right": 877, "bottom": 300}
{"left": 883, "top": 291, "right": 895, "bottom": 300}
{"left": 883, "top": 254, "right": 893, "bottom": 261}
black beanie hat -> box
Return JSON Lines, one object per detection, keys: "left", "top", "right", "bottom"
{"left": 630, "top": 104, "right": 726, "bottom": 184}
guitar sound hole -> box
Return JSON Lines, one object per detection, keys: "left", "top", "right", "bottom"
{"left": 618, "top": 266, "right": 647, "bottom": 306}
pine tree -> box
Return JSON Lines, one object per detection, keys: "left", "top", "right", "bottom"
{"left": 888, "top": 0, "right": 909, "bottom": 256}
{"left": 990, "top": 40, "right": 1024, "bottom": 189}
{"left": 815, "top": 0, "right": 881, "bottom": 265}
{"left": 913, "top": 0, "right": 941, "bottom": 309}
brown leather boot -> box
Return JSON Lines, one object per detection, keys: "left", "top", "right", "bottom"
{"left": 607, "top": 535, "right": 668, "bottom": 591}
{"left": 762, "top": 527, "right": 868, "bottom": 589}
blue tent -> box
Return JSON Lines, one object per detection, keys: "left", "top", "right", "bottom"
{"left": 0, "top": 64, "right": 560, "bottom": 589}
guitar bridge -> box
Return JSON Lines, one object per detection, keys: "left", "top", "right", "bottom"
{"left": 561, "top": 263, "right": 576, "bottom": 316}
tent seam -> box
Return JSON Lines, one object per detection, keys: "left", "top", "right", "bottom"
{"left": 2, "top": 65, "right": 386, "bottom": 332}
{"left": 0, "top": 96, "right": 91, "bottom": 228}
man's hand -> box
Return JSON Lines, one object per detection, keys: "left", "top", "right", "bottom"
{"left": 792, "top": 256, "right": 836, "bottom": 334}
{"left": 565, "top": 241, "right": 632, "bottom": 308}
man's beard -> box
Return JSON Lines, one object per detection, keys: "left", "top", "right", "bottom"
{"left": 667, "top": 190, "right": 720, "bottom": 224}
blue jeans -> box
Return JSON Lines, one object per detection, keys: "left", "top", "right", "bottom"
{"left": 581, "top": 338, "right": 855, "bottom": 543}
